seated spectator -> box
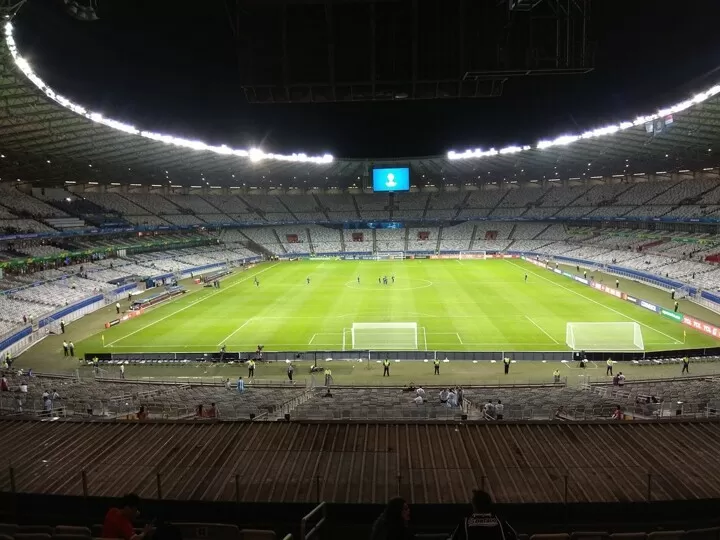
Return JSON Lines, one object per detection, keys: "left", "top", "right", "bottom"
{"left": 612, "top": 406, "right": 624, "bottom": 420}
{"left": 617, "top": 372, "right": 626, "bottom": 386}
{"left": 102, "top": 493, "right": 153, "bottom": 540}
{"left": 19, "top": 381, "right": 27, "bottom": 393}
{"left": 483, "top": 400, "right": 495, "bottom": 420}
{"left": 0, "top": 376, "right": 8, "bottom": 392}
{"left": 450, "top": 489, "right": 516, "bottom": 540}
{"left": 207, "top": 403, "right": 218, "bottom": 418}
{"left": 495, "top": 400, "right": 504, "bottom": 420}
{"left": 370, "top": 496, "right": 414, "bottom": 540}
{"left": 416, "top": 386, "right": 425, "bottom": 400}
{"left": 137, "top": 406, "right": 148, "bottom": 421}
{"left": 413, "top": 395, "right": 424, "bottom": 406}
{"left": 447, "top": 389, "right": 458, "bottom": 408}
{"left": 439, "top": 388, "right": 449, "bottom": 403}
{"left": 196, "top": 404, "right": 204, "bottom": 418}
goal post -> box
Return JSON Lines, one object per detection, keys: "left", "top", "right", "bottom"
{"left": 459, "top": 251, "right": 486, "bottom": 260}
{"left": 375, "top": 252, "right": 405, "bottom": 260}
{"left": 566, "top": 322, "right": 644, "bottom": 351}
{"left": 351, "top": 322, "right": 418, "bottom": 350}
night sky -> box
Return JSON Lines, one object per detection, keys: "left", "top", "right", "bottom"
{"left": 12, "top": 0, "right": 720, "bottom": 160}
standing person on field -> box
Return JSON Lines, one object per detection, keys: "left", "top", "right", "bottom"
{"left": 553, "top": 369, "right": 560, "bottom": 383}
{"left": 616, "top": 279, "right": 619, "bottom": 289}
{"left": 606, "top": 357, "right": 613, "bottom": 376}
{"left": 449, "top": 490, "right": 516, "bottom": 540}
{"left": 383, "top": 358, "right": 391, "bottom": 377}
{"left": 60, "top": 320, "right": 65, "bottom": 334}
{"left": 62, "top": 340, "right": 69, "bottom": 357}
{"left": 503, "top": 357, "right": 511, "bottom": 375}
{"left": 120, "top": 364, "right": 125, "bottom": 379}
{"left": 248, "top": 359, "right": 255, "bottom": 379}
{"left": 116, "top": 302, "right": 121, "bottom": 314}
{"left": 237, "top": 376, "right": 244, "bottom": 393}
{"left": 433, "top": 358, "right": 440, "bottom": 375}
{"left": 682, "top": 356, "right": 690, "bottom": 374}
{"left": 287, "top": 363, "right": 294, "bottom": 384}
{"left": 68, "top": 341, "right": 75, "bottom": 357}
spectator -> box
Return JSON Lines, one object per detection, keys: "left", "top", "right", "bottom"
{"left": 447, "top": 388, "right": 457, "bottom": 408}
{"left": 137, "top": 406, "right": 148, "bottom": 421}
{"left": 413, "top": 394, "right": 424, "bottom": 406}
{"left": 0, "top": 376, "right": 8, "bottom": 392}
{"left": 439, "top": 388, "right": 449, "bottom": 404}
{"left": 196, "top": 404, "right": 204, "bottom": 418}
{"left": 617, "top": 372, "right": 626, "bottom": 386}
{"left": 237, "top": 376, "right": 244, "bottom": 393}
{"left": 224, "top": 378, "right": 232, "bottom": 390}
{"left": 483, "top": 400, "right": 495, "bottom": 420}
{"left": 370, "top": 497, "right": 413, "bottom": 540}
{"left": 553, "top": 369, "right": 561, "bottom": 383}
{"left": 495, "top": 400, "right": 504, "bottom": 420}
{"left": 612, "top": 406, "right": 624, "bottom": 420}
{"left": 416, "top": 386, "right": 426, "bottom": 401}
{"left": 207, "top": 403, "right": 218, "bottom": 418}
{"left": 450, "top": 489, "right": 516, "bottom": 540}
{"left": 19, "top": 381, "right": 27, "bottom": 393}
{"left": 102, "top": 493, "right": 153, "bottom": 540}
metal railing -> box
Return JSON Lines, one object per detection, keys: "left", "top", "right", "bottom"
{"left": 300, "top": 502, "right": 326, "bottom": 540}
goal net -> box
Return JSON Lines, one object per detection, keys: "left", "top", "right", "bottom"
{"left": 459, "top": 251, "right": 486, "bottom": 260}
{"left": 566, "top": 322, "right": 645, "bottom": 351}
{"left": 351, "top": 322, "right": 418, "bottom": 350}
{"left": 375, "top": 252, "right": 405, "bottom": 260}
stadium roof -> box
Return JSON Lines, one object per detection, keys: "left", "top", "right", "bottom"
{"left": 0, "top": 20, "right": 719, "bottom": 189}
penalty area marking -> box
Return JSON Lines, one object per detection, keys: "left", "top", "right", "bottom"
{"left": 509, "top": 261, "right": 682, "bottom": 345}
{"left": 308, "top": 332, "right": 343, "bottom": 345}
{"left": 562, "top": 361, "right": 599, "bottom": 370}
{"left": 525, "top": 316, "right": 560, "bottom": 344}
{"left": 217, "top": 318, "right": 254, "bottom": 346}
{"left": 105, "top": 263, "right": 280, "bottom": 348}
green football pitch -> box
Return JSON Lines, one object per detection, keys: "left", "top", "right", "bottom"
{"left": 74, "top": 258, "right": 718, "bottom": 355}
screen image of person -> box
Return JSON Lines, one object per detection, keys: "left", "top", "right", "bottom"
{"left": 373, "top": 167, "right": 410, "bottom": 192}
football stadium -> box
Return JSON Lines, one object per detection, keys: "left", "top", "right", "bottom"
{"left": 2, "top": 0, "right": 720, "bottom": 538}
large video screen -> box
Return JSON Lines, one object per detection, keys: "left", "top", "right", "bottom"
{"left": 372, "top": 166, "right": 410, "bottom": 192}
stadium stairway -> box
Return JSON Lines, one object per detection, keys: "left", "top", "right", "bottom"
{"left": 508, "top": 223, "right": 518, "bottom": 239}
{"left": 403, "top": 228, "right": 410, "bottom": 252}
{"left": 422, "top": 193, "right": 432, "bottom": 219}
{"left": 312, "top": 193, "right": 331, "bottom": 220}
{"left": 435, "top": 226, "right": 443, "bottom": 253}
{"left": 468, "top": 224, "right": 478, "bottom": 250}
{"left": 306, "top": 228, "right": 315, "bottom": 253}
{"left": 236, "top": 231, "right": 275, "bottom": 259}
{"left": 272, "top": 229, "right": 288, "bottom": 253}
{"left": 350, "top": 195, "right": 362, "bottom": 218}
{"left": 276, "top": 197, "right": 299, "bottom": 221}
{"left": 532, "top": 224, "right": 553, "bottom": 239}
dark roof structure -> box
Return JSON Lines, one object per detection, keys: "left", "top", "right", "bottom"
{"left": 0, "top": 17, "right": 718, "bottom": 189}
{"left": 3, "top": 419, "right": 720, "bottom": 504}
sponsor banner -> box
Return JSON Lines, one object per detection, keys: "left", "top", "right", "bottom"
{"left": 639, "top": 300, "right": 658, "bottom": 313}
{"left": 573, "top": 276, "right": 588, "bottom": 285}
{"left": 591, "top": 282, "right": 623, "bottom": 299}
{"left": 682, "top": 315, "right": 720, "bottom": 338}
{"left": 660, "top": 308, "right": 683, "bottom": 322}
{"left": 553, "top": 268, "right": 562, "bottom": 274}
{"left": 626, "top": 295, "right": 638, "bottom": 304}
{"left": 105, "top": 319, "right": 121, "bottom": 328}
{"left": 562, "top": 272, "right": 573, "bottom": 278}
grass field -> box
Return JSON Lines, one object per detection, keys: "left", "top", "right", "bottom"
{"left": 74, "top": 258, "right": 718, "bottom": 355}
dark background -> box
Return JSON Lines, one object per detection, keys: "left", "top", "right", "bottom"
{"left": 13, "top": 0, "right": 720, "bottom": 159}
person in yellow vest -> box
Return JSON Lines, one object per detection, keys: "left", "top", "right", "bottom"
{"left": 682, "top": 356, "right": 690, "bottom": 374}
{"left": 383, "top": 358, "right": 390, "bottom": 377}
{"left": 248, "top": 359, "right": 256, "bottom": 379}
{"left": 433, "top": 358, "right": 440, "bottom": 375}
{"left": 324, "top": 367, "right": 332, "bottom": 387}
{"left": 553, "top": 369, "right": 560, "bottom": 383}
{"left": 606, "top": 357, "right": 613, "bottom": 376}
{"left": 503, "top": 357, "right": 511, "bottom": 375}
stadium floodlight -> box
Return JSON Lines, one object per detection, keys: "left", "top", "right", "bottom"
{"left": 2, "top": 22, "right": 334, "bottom": 166}
{"left": 447, "top": 79, "right": 720, "bottom": 160}
{"left": 566, "top": 322, "right": 644, "bottom": 352}
{"left": 350, "top": 322, "right": 419, "bottom": 350}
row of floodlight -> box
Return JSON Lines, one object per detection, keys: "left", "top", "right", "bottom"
{"left": 4, "top": 21, "right": 720, "bottom": 167}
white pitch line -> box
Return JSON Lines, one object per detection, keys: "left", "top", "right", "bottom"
{"left": 456, "top": 332, "right": 464, "bottom": 344}
{"left": 105, "top": 263, "right": 280, "bottom": 347}
{"left": 217, "top": 318, "right": 254, "bottom": 346}
{"left": 510, "top": 261, "right": 682, "bottom": 344}
{"left": 308, "top": 333, "right": 317, "bottom": 345}
{"left": 525, "top": 316, "right": 560, "bottom": 344}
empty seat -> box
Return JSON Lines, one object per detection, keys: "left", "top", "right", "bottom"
{"left": 685, "top": 528, "right": 720, "bottom": 540}
{"left": 0, "top": 526, "right": 17, "bottom": 537}
{"left": 239, "top": 531, "right": 276, "bottom": 540}
{"left": 647, "top": 533, "right": 685, "bottom": 540}
{"left": 570, "top": 533, "right": 609, "bottom": 540}
{"left": 610, "top": 534, "right": 646, "bottom": 540}
{"left": 18, "top": 528, "right": 53, "bottom": 536}
{"left": 54, "top": 528, "right": 90, "bottom": 538}
{"left": 171, "top": 523, "right": 241, "bottom": 540}
{"left": 14, "top": 534, "right": 52, "bottom": 540}
{"left": 530, "top": 535, "right": 570, "bottom": 540}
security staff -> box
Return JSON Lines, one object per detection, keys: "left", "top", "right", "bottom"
{"left": 503, "top": 357, "right": 511, "bottom": 375}
{"left": 433, "top": 358, "right": 440, "bottom": 375}
{"left": 606, "top": 357, "right": 613, "bottom": 376}
{"left": 682, "top": 356, "right": 690, "bottom": 374}
{"left": 383, "top": 358, "right": 390, "bottom": 377}
{"left": 324, "top": 368, "right": 332, "bottom": 387}
{"left": 247, "top": 359, "right": 255, "bottom": 379}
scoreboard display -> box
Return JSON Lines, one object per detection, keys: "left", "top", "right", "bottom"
{"left": 372, "top": 166, "right": 410, "bottom": 192}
